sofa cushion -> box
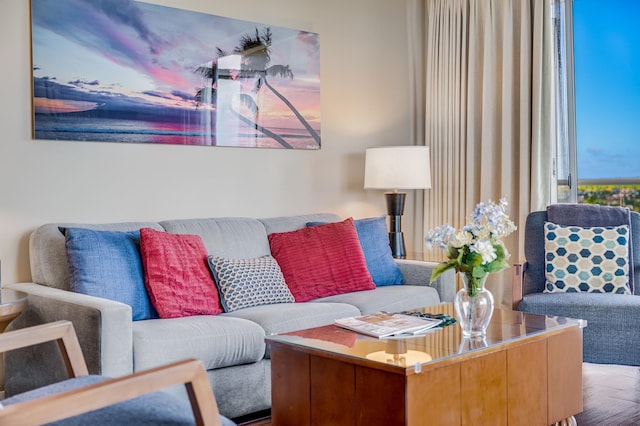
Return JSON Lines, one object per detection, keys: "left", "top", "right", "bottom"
{"left": 139, "top": 228, "right": 222, "bottom": 318}
{"left": 159, "top": 217, "right": 271, "bottom": 259}
{"left": 132, "top": 316, "right": 265, "bottom": 371}
{"left": 308, "top": 216, "right": 404, "bottom": 286}
{"left": 62, "top": 227, "right": 157, "bottom": 321}
{"left": 268, "top": 218, "right": 376, "bottom": 302}
{"left": 312, "top": 285, "right": 441, "bottom": 314}
{"left": 224, "top": 302, "right": 361, "bottom": 357}
{"left": 208, "top": 255, "right": 294, "bottom": 312}
{"left": 544, "top": 222, "right": 631, "bottom": 294}
{"left": 259, "top": 213, "right": 342, "bottom": 235}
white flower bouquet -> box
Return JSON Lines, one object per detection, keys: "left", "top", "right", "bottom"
{"left": 425, "top": 198, "right": 517, "bottom": 296}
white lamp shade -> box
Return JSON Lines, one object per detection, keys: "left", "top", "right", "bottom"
{"left": 364, "top": 146, "right": 431, "bottom": 190}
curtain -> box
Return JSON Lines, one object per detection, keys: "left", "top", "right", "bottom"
{"left": 411, "top": 0, "right": 557, "bottom": 308}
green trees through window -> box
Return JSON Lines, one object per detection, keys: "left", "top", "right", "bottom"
{"left": 557, "top": 0, "right": 640, "bottom": 212}
{"left": 574, "top": 0, "right": 640, "bottom": 212}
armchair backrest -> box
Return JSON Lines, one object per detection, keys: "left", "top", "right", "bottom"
{"left": 523, "top": 208, "right": 640, "bottom": 296}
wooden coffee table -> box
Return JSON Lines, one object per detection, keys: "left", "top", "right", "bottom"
{"left": 266, "top": 304, "right": 585, "bottom": 426}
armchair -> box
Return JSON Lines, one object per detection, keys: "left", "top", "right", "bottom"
{"left": 0, "top": 321, "right": 235, "bottom": 426}
{"left": 513, "top": 204, "right": 640, "bottom": 366}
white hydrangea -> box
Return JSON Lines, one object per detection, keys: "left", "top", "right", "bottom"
{"left": 451, "top": 231, "right": 474, "bottom": 248}
{"left": 470, "top": 240, "right": 497, "bottom": 264}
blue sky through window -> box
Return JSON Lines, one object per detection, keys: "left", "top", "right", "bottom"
{"left": 573, "top": 0, "right": 640, "bottom": 179}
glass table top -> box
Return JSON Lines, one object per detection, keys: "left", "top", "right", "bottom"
{"left": 265, "top": 304, "right": 586, "bottom": 373}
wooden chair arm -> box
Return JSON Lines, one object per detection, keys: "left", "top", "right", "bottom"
{"left": 0, "top": 321, "right": 222, "bottom": 426}
{"left": 0, "top": 358, "right": 221, "bottom": 426}
{"left": 512, "top": 263, "right": 526, "bottom": 310}
{"left": 0, "top": 320, "right": 88, "bottom": 377}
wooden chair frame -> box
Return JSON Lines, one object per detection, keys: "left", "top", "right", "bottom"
{"left": 0, "top": 321, "right": 222, "bottom": 426}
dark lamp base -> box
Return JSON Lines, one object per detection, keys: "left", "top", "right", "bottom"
{"left": 384, "top": 192, "right": 407, "bottom": 259}
{"left": 389, "top": 231, "right": 406, "bottom": 259}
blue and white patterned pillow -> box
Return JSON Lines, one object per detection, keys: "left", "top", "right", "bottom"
{"left": 543, "top": 222, "right": 631, "bottom": 294}
{"left": 208, "top": 255, "right": 294, "bottom": 312}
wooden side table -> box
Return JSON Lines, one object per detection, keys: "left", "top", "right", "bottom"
{"left": 0, "top": 289, "right": 27, "bottom": 332}
{"left": 0, "top": 289, "right": 27, "bottom": 398}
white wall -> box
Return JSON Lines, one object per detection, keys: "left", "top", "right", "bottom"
{"left": 0, "top": 0, "right": 418, "bottom": 284}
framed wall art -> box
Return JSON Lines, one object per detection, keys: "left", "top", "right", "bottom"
{"left": 31, "top": 0, "right": 321, "bottom": 149}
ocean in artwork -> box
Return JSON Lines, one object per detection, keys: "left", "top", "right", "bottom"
{"left": 34, "top": 114, "right": 320, "bottom": 149}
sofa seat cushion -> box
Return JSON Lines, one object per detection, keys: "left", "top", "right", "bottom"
{"left": 519, "top": 292, "right": 640, "bottom": 365}
{"left": 224, "top": 302, "right": 360, "bottom": 358}
{"left": 312, "top": 285, "right": 441, "bottom": 314}
{"left": 132, "top": 316, "right": 265, "bottom": 372}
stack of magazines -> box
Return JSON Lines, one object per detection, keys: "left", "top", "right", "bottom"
{"left": 335, "top": 312, "right": 442, "bottom": 338}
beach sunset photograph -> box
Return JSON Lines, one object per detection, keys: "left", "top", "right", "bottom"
{"left": 31, "top": 0, "right": 321, "bottom": 149}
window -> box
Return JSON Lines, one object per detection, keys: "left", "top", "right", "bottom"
{"left": 556, "top": 0, "right": 640, "bottom": 212}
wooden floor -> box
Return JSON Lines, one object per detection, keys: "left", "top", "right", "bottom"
{"left": 575, "top": 362, "right": 640, "bottom": 426}
{"left": 237, "top": 362, "right": 640, "bottom": 425}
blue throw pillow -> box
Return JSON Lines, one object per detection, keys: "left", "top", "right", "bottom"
{"left": 307, "top": 216, "right": 404, "bottom": 286}
{"left": 62, "top": 227, "right": 158, "bottom": 320}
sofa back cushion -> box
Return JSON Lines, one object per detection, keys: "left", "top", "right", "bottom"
{"left": 259, "top": 213, "right": 342, "bottom": 235}
{"left": 30, "top": 222, "right": 163, "bottom": 291}
{"left": 159, "top": 218, "right": 271, "bottom": 259}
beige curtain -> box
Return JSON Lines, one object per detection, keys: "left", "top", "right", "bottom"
{"left": 411, "top": 0, "right": 557, "bottom": 308}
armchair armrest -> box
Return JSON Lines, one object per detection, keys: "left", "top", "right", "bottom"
{"left": 0, "top": 321, "right": 221, "bottom": 426}
{"left": 512, "top": 263, "right": 527, "bottom": 310}
{"left": 0, "top": 359, "right": 221, "bottom": 426}
{"left": 395, "top": 260, "right": 456, "bottom": 303}
{"left": 5, "top": 282, "right": 133, "bottom": 377}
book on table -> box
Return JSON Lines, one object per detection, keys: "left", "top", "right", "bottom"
{"left": 334, "top": 312, "right": 442, "bottom": 338}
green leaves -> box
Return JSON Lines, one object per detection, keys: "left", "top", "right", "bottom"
{"left": 430, "top": 260, "right": 457, "bottom": 283}
{"left": 429, "top": 240, "right": 510, "bottom": 284}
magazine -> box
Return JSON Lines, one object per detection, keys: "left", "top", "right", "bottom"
{"left": 335, "top": 312, "right": 442, "bottom": 338}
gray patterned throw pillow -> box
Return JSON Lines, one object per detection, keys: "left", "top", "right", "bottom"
{"left": 208, "top": 255, "right": 294, "bottom": 312}
{"left": 543, "top": 222, "right": 631, "bottom": 294}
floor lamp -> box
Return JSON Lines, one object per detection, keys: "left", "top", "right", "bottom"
{"left": 364, "top": 146, "right": 431, "bottom": 259}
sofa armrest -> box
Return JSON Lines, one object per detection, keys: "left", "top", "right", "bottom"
{"left": 5, "top": 283, "right": 133, "bottom": 378}
{"left": 395, "top": 260, "right": 456, "bottom": 303}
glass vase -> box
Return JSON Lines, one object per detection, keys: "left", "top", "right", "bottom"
{"left": 454, "top": 273, "right": 494, "bottom": 337}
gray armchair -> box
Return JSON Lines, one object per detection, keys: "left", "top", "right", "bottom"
{"left": 513, "top": 204, "right": 640, "bottom": 366}
{"left": 0, "top": 321, "right": 235, "bottom": 426}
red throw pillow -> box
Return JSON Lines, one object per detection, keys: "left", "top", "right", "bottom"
{"left": 268, "top": 218, "right": 375, "bottom": 302}
{"left": 139, "top": 228, "right": 222, "bottom": 318}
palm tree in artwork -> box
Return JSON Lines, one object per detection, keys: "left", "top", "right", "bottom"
{"left": 195, "top": 27, "right": 320, "bottom": 148}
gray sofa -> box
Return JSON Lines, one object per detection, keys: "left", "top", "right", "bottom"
{"left": 5, "top": 213, "right": 455, "bottom": 419}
